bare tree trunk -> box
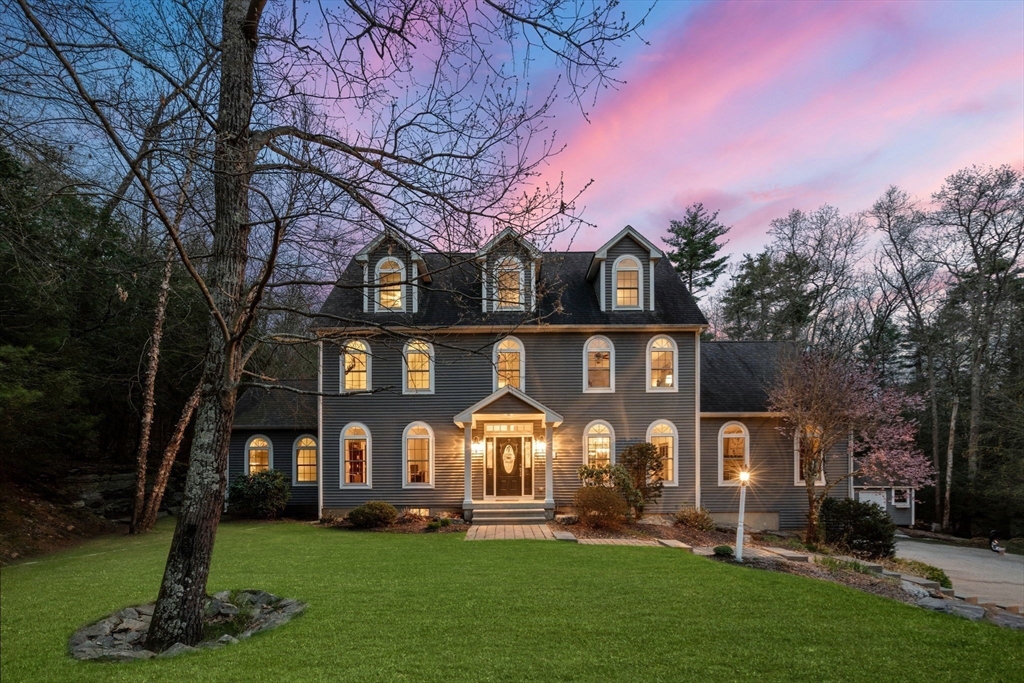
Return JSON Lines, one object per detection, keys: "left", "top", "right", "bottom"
{"left": 140, "top": 382, "right": 202, "bottom": 532}
{"left": 943, "top": 395, "right": 958, "bottom": 531}
{"left": 131, "top": 247, "right": 175, "bottom": 534}
{"left": 927, "top": 354, "right": 941, "bottom": 522}
{"left": 805, "top": 484, "right": 821, "bottom": 544}
{"left": 147, "top": 0, "right": 257, "bottom": 650}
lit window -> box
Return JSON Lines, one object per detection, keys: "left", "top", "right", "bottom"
{"left": 719, "top": 422, "right": 748, "bottom": 485}
{"left": 246, "top": 436, "right": 271, "bottom": 475}
{"left": 343, "top": 424, "right": 369, "bottom": 485}
{"left": 404, "top": 340, "right": 433, "bottom": 393}
{"left": 342, "top": 340, "right": 369, "bottom": 391}
{"left": 584, "top": 336, "right": 613, "bottom": 391}
{"left": 585, "top": 421, "right": 613, "bottom": 467}
{"left": 794, "top": 427, "right": 825, "bottom": 486}
{"left": 495, "top": 257, "right": 522, "bottom": 310}
{"left": 495, "top": 337, "right": 524, "bottom": 390}
{"left": 294, "top": 436, "right": 317, "bottom": 483}
{"left": 648, "top": 336, "right": 676, "bottom": 390}
{"left": 648, "top": 421, "right": 676, "bottom": 484}
{"left": 404, "top": 422, "right": 433, "bottom": 486}
{"left": 615, "top": 256, "right": 641, "bottom": 308}
{"left": 377, "top": 258, "right": 403, "bottom": 311}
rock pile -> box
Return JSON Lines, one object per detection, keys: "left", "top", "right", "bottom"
{"left": 69, "top": 590, "right": 306, "bottom": 661}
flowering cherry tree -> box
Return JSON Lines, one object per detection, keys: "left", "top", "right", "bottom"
{"left": 768, "top": 349, "right": 935, "bottom": 542}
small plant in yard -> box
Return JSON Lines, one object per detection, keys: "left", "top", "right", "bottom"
{"left": 426, "top": 520, "right": 442, "bottom": 531}
{"left": 815, "top": 556, "right": 874, "bottom": 575}
{"left": 713, "top": 545, "right": 734, "bottom": 557}
{"left": 573, "top": 486, "right": 628, "bottom": 528}
{"left": 227, "top": 470, "right": 291, "bottom": 519}
{"left": 820, "top": 497, "right": 896, "bottom": 559}
{"left": 675, "top": 506, "right": 716, "bottom": 531}
{"left": 347, "top": 501, "right": 398, "bottom": 529}
{"left": 885, "top": 558, "right": 952, "bottom": 588}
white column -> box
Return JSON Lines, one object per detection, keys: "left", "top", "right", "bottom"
{"left": 463, "top": 424, "right": 473, "bottom": 508}
{"left": 544, "top": 423, "right": 554, "bottom": 507}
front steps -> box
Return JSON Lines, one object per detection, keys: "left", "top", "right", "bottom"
{"left": 470, "top": 502, "right": 548, "bottom": 525}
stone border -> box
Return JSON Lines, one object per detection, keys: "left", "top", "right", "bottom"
{"left": 69, "top": 590, "right": 307, "bottom": 661}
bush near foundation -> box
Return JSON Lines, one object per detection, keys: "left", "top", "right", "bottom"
{"left": 227, "top": 470, "right": 291, "bottom": 519}
{"left": 675, "top": 506, "right": 716, "bottom": 531}
{"left": 573, "top": 486, "right": 628, "bottom": 528}
{"left": 820, "top": 497, "right": 896, "bottom": 559}
{"left": 348, "top": 501, "right": 398, "bottom": 528}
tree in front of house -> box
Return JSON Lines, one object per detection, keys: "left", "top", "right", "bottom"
{"left": 663, "top": 203, "right": 730, "bottom": 299}
{"left": 768, "top": 348, "right": 935, "bottom": 543}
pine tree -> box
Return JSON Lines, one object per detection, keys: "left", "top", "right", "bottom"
{"left": 663, "top": 203, "right": 730, "bottom": 298}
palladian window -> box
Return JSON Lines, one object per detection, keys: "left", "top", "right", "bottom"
{"left": 494, "top": 337, "right": 524, "bottom": 390}
{"left": 404, "top": 340, "right": 434, "bottom": 394}
{"left": 584, "top": 421, "right": 614, "bottom": 467}
{"left": 246, "top": 436, "right": 271, "bottom": 474}
{"left": 404, "top": 422, "right": 434, "bottom": 487}
{"left": 648, "top": 336, "right": 677, "bottom": 391}
{"left": 719, "top": 422, "right": 748, "bottom": 485}
{"left": 614, "top": 256, "right": 641, "bottom": 309}
{"left": 495, "top": 257, "right": 523, "bottom": 310}
{"left": 376, "top": 258, "right": 403, "bottom": 311}
{"left": 343, "top": 424, "right": 370, "bottom": 486}
{"left": 584, "top": 336, "right": 613, "bottom": 392}
{"left": 294, "top": 436, "right": 318, "bottom": 484}
{"left": 647, "top": 420, "right": 676, "bottom": 484}
{"left": 341, "top": 340, "right": 370, "bottom": 392}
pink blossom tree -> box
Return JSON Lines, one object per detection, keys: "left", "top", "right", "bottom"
{"left": 768, "top": 349, "right": 935, "bottom": 542}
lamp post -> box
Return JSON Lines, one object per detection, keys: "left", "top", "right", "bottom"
{"left": 735, "top": 469, "right": 750, "bottom": 562}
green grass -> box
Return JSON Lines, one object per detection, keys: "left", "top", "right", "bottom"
{"left": 2, "top": 521, "right": 1021, "bottom": 682}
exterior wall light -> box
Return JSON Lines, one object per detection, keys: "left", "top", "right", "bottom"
{"left": 471, "top": 438, "right": 484, "bottom": 457}
{"left": 736, "top": 468, "right": 750, "bottom": 562}
{"left": 534, "top": 440, "right": 547, "bottom": 458}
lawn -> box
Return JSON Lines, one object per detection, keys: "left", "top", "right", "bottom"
{"left": 1, "top": 521, "right": 1021, "bottom": 683}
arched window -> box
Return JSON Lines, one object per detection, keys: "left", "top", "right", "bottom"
{"left": 718, "top": 422, "right": 749, "bottom": 486}
{"left": 494, "top": 336, "right": 525, "bottom": 391}
{"left": 341, "top": 340, "right": 370, "bottom": 392}
{"left": 403, "top": 422, "right": 434, "bottom": 487}
{"left": 583, "top": 421, "right": 614, "bottom": 467}
{"left": 403, "top": 340, "right": 434, "bottom": 394}
{"left": 647, "top": 420, "right": 677, "bottom": 485}
{"left": 376, "top": 258, "right": 404, "bottom": 311}
{"left": 245, "top": 435, "right": 272, "bottom": 475}
{"left": 646, "top": 335, "right": 677, "bottom": 392}
{"left": 293, "top": 435, "right": 318, "bottom": 485}
{"left": 342, "top": 423, "right": 371, "bottom": 487}
{"left": 794, "top": 427, "right": 825, "bottom": 486}
{"left": 613, "top": 255, "right": 642, "bottom": 309}
{"left": 495, "top": 257, "right": 523, "bottom": 310}
{"left": 583, "top": 336, "right": 614, "bottom": 392}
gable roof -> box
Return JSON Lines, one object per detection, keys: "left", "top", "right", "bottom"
{"left": 233, "top": 379, "right": 317, "bottom": 430}
{"left": 700, "top": 342, "right": 788, "bottom": 413}
{"left": 475, "top": 227, "right": 543, "bottom": 259}
{"left": 454, "top": 386, "right": 563, "bottom": 427}
{"left": 593, "top": 225, "right": 664, "bottom": 260}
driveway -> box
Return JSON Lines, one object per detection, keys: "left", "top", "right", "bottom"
{"left": 896, "top": 538, "right": 1024, "bottom": 606}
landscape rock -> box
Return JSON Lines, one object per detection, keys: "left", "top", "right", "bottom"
{"left": 901, "top": 580, "right": 930, "bottom": 599}
{"left": 917, "top": 597, "right": 986, "bottom": 621}
{"left": 218, "top": 635, "right": 239, "bottom": 645}
{"left": 987, "top": 613, "right": 1024, "bottom": 630}
{"left": 157, "top": 643, "right": 196, "bottom": 658}
{"left": 555, "top": 514, "right": 578, "bottom": 525}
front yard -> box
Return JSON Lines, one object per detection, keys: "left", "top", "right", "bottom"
{"left": 1, "top": 520, "right": 1021, "bottom": 682}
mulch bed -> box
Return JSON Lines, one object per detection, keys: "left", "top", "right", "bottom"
{"left": 737, "top": 555, "right": 916, "bottom": 604}
{"left": 324, "top": 517, "right": 468, "bottom": 534}
{"left": 548, "top": 520, "right": 764, "bottom": 549}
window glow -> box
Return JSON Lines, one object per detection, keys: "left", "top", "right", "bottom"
{"left": 496, "top": 338, "right": 522, "bottom": 389}
{"left": 405, "top": 340, "right": 432, "bottom": 392}
{"left": 295, "top": 436, "right": 317, "bottom": 482}
{"left": 496, "top": 257, "right": 522, "bottom": 310}
{"left": 650, "top": 422, "right": 675, "bottom": 482}
{"left": 247, "top": 437, "right": 270, "bottom": 474}
{"left": 722, "top": 423, "right": 746, "bottom": 482}
{"left": 344, "top": 425, "right": 367, "bottom": 485}
{"left": 586, "top": 422, "right": 612, "bottom": 467}
{"left": 378, "top": 258, "right": 403, "bottom": 310}
{"left": 616, "top": 257, "right": 640, "bottom": 307}
{"left": 650, "top": 337, "right": 675, "bottom": 388}
{"left": 586, "top": 337, "right": 612, "bottom": 389}
{"left": 343, "top": 340, "right": 368, "bottom": 391}
{"left": 406, "top": 424, "right": 431, "bottom": 485}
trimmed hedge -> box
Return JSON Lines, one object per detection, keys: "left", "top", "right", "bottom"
{"left": 228, "top": 470, "right": 291, "bottom": 519}
{"left": 573, "top": 486, "right": 628, "bottom": 528}
{"left": 820, "top": 497, "right": 896, "bottom": 559}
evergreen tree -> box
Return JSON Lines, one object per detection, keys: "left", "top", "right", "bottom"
{"left": 663, "top": 203, "right": 730, "bottom": 298}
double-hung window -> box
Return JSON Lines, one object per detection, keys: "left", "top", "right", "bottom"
{"left": 341, "top": 340, "right": 370, "bottom": 392}
{"left": 495, "top": 257, "right": 523, "bottom": 310}
{"left": 246, "top": 436, "right": 271, "bottom": 474}
{"left": 404, "top": 340, "right": 434, "bottom": 394}
{"left": 794, "top": 427, "right": 825, "bottom": 486}
{"left": 718, "top": 422, "right": 749, "bottom": 485}
{"left": 404, "top": 422, "right": 434, "bottom": 487}
{"left": 294, "top": 436, "right": 318, "bottom": 484}
{"left": 647, "top": 336, "right": 677, "bottom": 391}
{"left": 647, "top": 420, "right": 677, "bottom": 485}
{"left": 494, "top": 337, "right": 524, "bottom": 390}
{"left": 583, "top": 336, "right": 614, "bottom": 392}
{"left": 376, "top": 258, "right": 403, "bottom": 311}
{"left": 342, "top": 424, "right": 370, "bottom": 486}
{"left": 584, "top": 421, "right": 614, "bottom": 467}
{"left": 614, "top": 256, "right": 641, "bottom": 309}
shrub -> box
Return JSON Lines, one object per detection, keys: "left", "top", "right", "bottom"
{"left": 713, "top": 545, "right": 734, "bottom": 557}
{"left": 815, "top": 556, "right": 873, "bottom": 575}
{"left": 617, "top": 442, "right": 665, "bottom": 519}
{"left": 820, "top": 497, "right": 896, "bottom": 559}
{"left": 347, "top": 501, "right": 398, "bottom": 529}
{"left": 227, "top": 470, "right": 290, "bottom": 519}
{"left": 887, "top": 558, "right": 952, "bottom": 588}
{"left": 426, "top": 520, "right": 442, "bottom": 531}
{"left": 573, "top": 486, "right": 628, "bottom": 528}
{"left": 675, "top": 506, "right": 716, "bottom": 531}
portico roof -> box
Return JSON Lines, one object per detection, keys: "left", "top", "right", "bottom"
{"left": 453, "top": 386, "right": 563, "bottom": 428}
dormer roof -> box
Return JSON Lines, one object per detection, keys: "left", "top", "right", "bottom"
{"left": 587, "top": 225, "right": 664, "bottom": 280}
{"left": 475, "top": 226, "right": 543, "bottom": 260}
{"left": 354, "top": 230, "right": 430, "bottom": 282}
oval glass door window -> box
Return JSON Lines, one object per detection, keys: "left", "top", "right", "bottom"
{"left": 501, "top": 444, "right": 516, "bottom": 474}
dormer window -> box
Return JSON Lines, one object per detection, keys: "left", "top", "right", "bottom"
{"left": 495, "top": 257, "right": 523, "bottom": 310}
{"left": 376, "top": 258, "right": 403, "bottom": 311}
{"left": 614, "top": 256, "right": 641, "bottom": 309}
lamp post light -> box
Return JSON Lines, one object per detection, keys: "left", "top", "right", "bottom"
{"left": 736, "top": 469, "right": 750, "bottom": 562}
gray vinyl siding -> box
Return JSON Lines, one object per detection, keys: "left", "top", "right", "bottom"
{"left": 603, "top": 235, "right": 653, "bottom": 312}
{"left": 228, "top": 429, "right": 319, "bottom": 508}
{"left": 699, "top": 417, "right": 849, "bottom": 530}
{"left": 321, "top": 330, "right": 698, "bottom": 513}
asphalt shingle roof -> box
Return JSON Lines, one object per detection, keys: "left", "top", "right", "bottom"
{"left": 700, "top": 341, "right": 788, "bottom": 413}
{"left": 233, "top": 379, "right": 317, "bottom": 430}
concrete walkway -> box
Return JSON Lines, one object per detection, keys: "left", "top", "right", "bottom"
{"left": 465, "top": 524, "right": 554, "bottom": 541}
{"left": 896, "top": 538, "right": 1024, "bottom": 606}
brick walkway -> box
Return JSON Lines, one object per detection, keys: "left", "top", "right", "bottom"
{"left": 465, "top": 524, "right": 555, "bottom": 541}
{"left": 577, "top": 538, "right": 660, "bottom": 547}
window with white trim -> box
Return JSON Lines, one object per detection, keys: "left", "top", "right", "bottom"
{"left": 245, "top": 435, "right": 272, "bottom": 475}
{"left": 403, "top": 422, "right": 434, "bottom": 487}
{"left": 647, "top": 335, "right": 677, "bottom": 391}
{"left": 341, "top": 340, "right": 370, "bottom": 392}
{"left": 647, "top": 420, "right": 677, "bottom": 485}
{"left": 893, "top": 488, "right": 911, "bottom": 508}
{"left": 494, "top": 337, "right": 524, "bottom": 390}
{"left": 376, "top": 258, "right": 403, "bottom": 311}
{"left": 342, "top": 423, "right": 370, "bottom": 486}
{"left": 584, "top": 421, "right": 614, "bottom": 467}
{"left": 584, "top": 336, "right": 614, "bottom": 392}
{"left": 495, "top": 257, "right": 523, "bottom": 310}
{"left": 614, "top": 256, "right": 641, "bottom": 309}
{"left": 293, "top": 435, "right": 317, "bottom": 484}
{"left": 794, "top": 428, "right": 826, "bottom": 486}
{"left": 718, "top": 422, "right": 749, "bottom": 485}
{"left": 404, "top": 340, "right": 434, "bottom": 394}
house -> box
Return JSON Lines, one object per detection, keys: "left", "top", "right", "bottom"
{"left": 229, "top": 226, "right": 854, "bottom": 529}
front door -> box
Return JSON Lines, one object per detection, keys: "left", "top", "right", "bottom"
{"left": 495, "top": 437, "right": 522, "bottom": 497}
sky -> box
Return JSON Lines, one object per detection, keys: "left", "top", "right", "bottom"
{"left": 536, "top": 0, "right": 1024, "bottom": 258}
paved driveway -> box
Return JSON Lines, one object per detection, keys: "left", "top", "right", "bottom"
{"left": 896, "top": 538, "right": 1024, "bottom": 606}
